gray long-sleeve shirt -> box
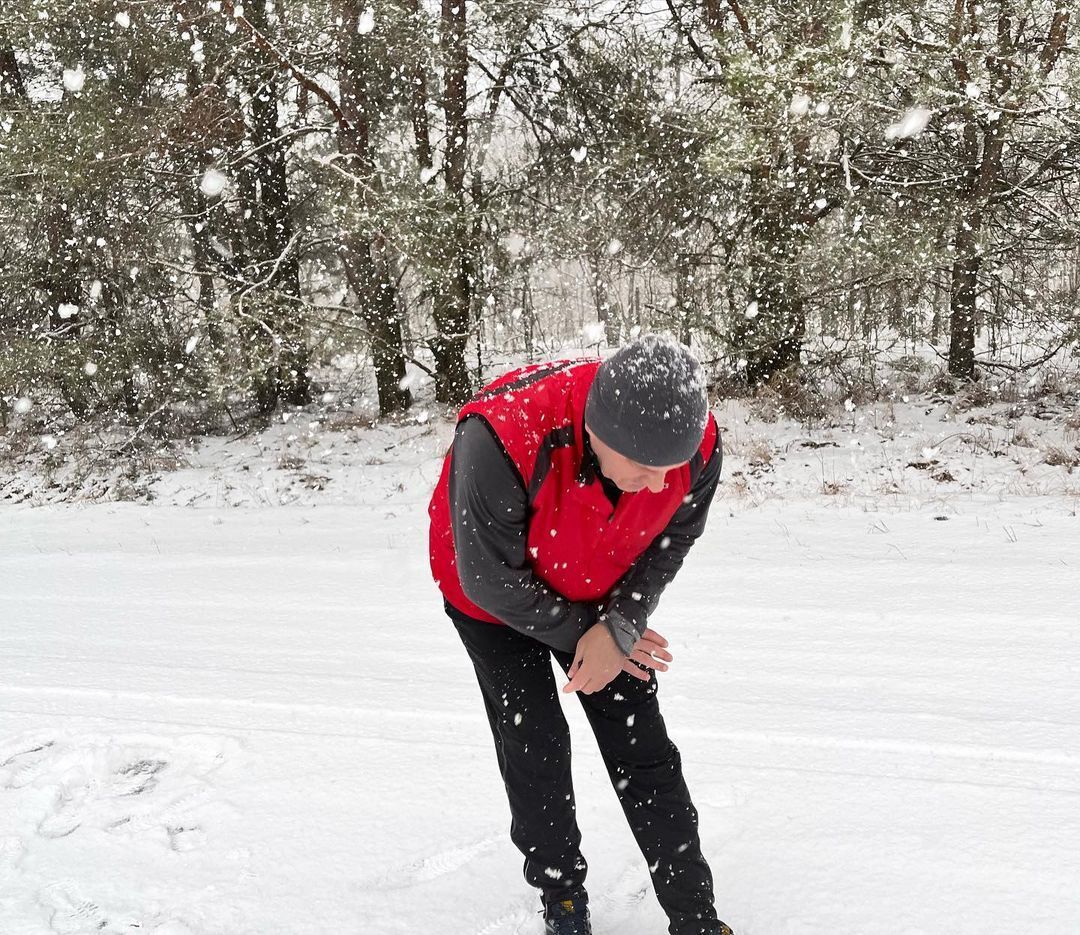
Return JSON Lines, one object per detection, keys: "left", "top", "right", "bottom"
{"left": 447, "top": 415, "right": 722, "bottom": 654}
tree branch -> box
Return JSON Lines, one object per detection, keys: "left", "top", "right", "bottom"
{"left": 1039, "top": 9, "right": 1070, "bottom": 77}
{"left": 720, "top": 0, "right": 758, "bottom": 54}
{"left": 198, "top": 0, "right": 354, "bottom": 133}
{"left": 665, "top": 0, "right": 713, "bottom": 69}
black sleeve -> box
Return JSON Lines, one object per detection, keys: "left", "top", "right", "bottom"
{"left": 600, "top": 429, "right": 723, "bottom": 655}
{"left": 448, "top": 415, "right": 597, "bottom": 653}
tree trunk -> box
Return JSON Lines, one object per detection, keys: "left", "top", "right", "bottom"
{"left": 0, "top": 46, "right": 26, "bottom": 98}
{"left": 38, "top": 203, "right": 94, "bottom": 417}
{"left": 948, "top": 213, "right": 981, "bottom": 380}
{"left": 432, "top": 279, "right": 472, "bottom": 402}
{"left": 739, "top": 274, "right": 806, "bottom": 387}
{"left": 180, "top": 68, "right": 223, "bottom": 349}
{"left": 337, "top": 1, "right": 411, "bottom": 416}
{"left": 588, "top": 253, "right": 619, "bottom": 345}
{"left": 246, "top": 0, "right": 310, "bottom": 412}
{"left": 406, "top": 0, "right": 435, "bottom": 173}
{"left": 431, "top": 0, "right": 473, "bottom": 404}
{"left": 180, "top": 183, "right": 219, "bottom": 346}
{"left": 341, "top": 232, "right": 412, "bottom": 414}
{"left": 734, "top": 167, "right": 807, "bottom": 387}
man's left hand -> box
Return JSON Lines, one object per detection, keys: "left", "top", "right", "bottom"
{"left": 563, "top": 623, "right": 627, "bottom": 694}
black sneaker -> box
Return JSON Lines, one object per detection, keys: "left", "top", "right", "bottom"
{"left": 543, "top": 896, "right": 592, "bottom": 935}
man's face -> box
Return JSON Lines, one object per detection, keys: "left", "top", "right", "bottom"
{"left": 586, "top": 424, "right": 686, "bottom": 494}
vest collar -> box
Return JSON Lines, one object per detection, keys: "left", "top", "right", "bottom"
{"left": 577, "top": 419, "right": 624, "bottom": 510}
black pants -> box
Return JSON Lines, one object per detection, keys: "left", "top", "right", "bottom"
{"left": 452, "top": 611, "right": 721, "bottom": 935}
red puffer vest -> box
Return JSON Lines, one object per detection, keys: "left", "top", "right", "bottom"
{"left": 428, "top": 358, "right": 718, "bottom": 624}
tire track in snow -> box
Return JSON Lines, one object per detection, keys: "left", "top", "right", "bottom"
{"left": 7, "top": 683, "right": 1080, "bottom": 771}
{"left": 8, "top": 687, "right": 1080, "bottom": 802}
{"left": 677, "top": 725, "right": 1080, "bottom": 768}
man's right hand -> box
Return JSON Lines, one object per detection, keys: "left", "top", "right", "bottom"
{"left": 621, "top": 627, "right": 673, "bottom": 682}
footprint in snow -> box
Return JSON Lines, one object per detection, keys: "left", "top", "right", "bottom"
{"left": 106, "top": 782, "right": 213, "bottom": 841}
{"left": 111, "top": 758, "right": 169, "bottom": 797}
{"left": 593, "top": 860, "right": 649, "bottom": 925}
{"left": 165, "top": 822, "right": 207, "bottom": 853}
{"left": 0, "top": 737, "right": 57, "bottom": 789}
{"left": 374, "top": 835, "right": 502, "bottom": 889}
{"left": 4, "top": 735, "right": 232, "bottom": 849}
{"left": 38, "top": 756, "right": 169, "bottom": 839}
{"left": 0, "top": 835, "right": 26, "bottom": 885}
{"left": 473, "top": 899, "right": 538, "bottom": 935}
{"left": 37, "top": 881, "right": 190, "bottom": 935}
{"left": 38, "top": 881, "right": 111, "bottom": 934}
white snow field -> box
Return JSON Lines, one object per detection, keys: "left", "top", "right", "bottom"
{"left": 2, "top": 404, "right": 1080, "bottom": 935}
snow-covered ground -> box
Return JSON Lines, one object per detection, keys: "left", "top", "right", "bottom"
{"left": 2, "top": 388, "right": 1080, "bottom": 934}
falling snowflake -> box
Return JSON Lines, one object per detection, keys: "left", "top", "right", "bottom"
{"left": 788, "top": 93, "right": 811, "bottom": 117}
{"left": 885, "top": 107, "right": 932, "bottom": 140}
{"left": 62, "top": 67, "right": 86, "bottom": 93}
{"left": 581, "top": 322, "right": 606, "bottom": 345}
{"left": 357, "top": 8, "right": 375, "bottom": 34}
{"left": 502, "top": 231, "right": 526, "bottom": 258}
{"left": 200, "top": 168, "right": 228, "bottom": 198}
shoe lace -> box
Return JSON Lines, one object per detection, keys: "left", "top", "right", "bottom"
{"left": 549, "top": 916, "right": 590, "bottom": 935}
{"left": 546, "top": 899, "right": 590, "bottom": 935}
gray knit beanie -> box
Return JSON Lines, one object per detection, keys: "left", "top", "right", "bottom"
{"left": 584, "top": 334, "right": 709, "bottom": 467}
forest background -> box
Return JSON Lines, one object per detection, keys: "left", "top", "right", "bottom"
{"left": 1, "top": 0, "right": 1077, "bottom": 464}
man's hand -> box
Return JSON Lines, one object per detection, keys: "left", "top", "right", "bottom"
{"left": 563, "top": 624, "right": 674, "bottom": 694}
{"left": 624, "top": 627, "right": 673, "bottom": 679}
